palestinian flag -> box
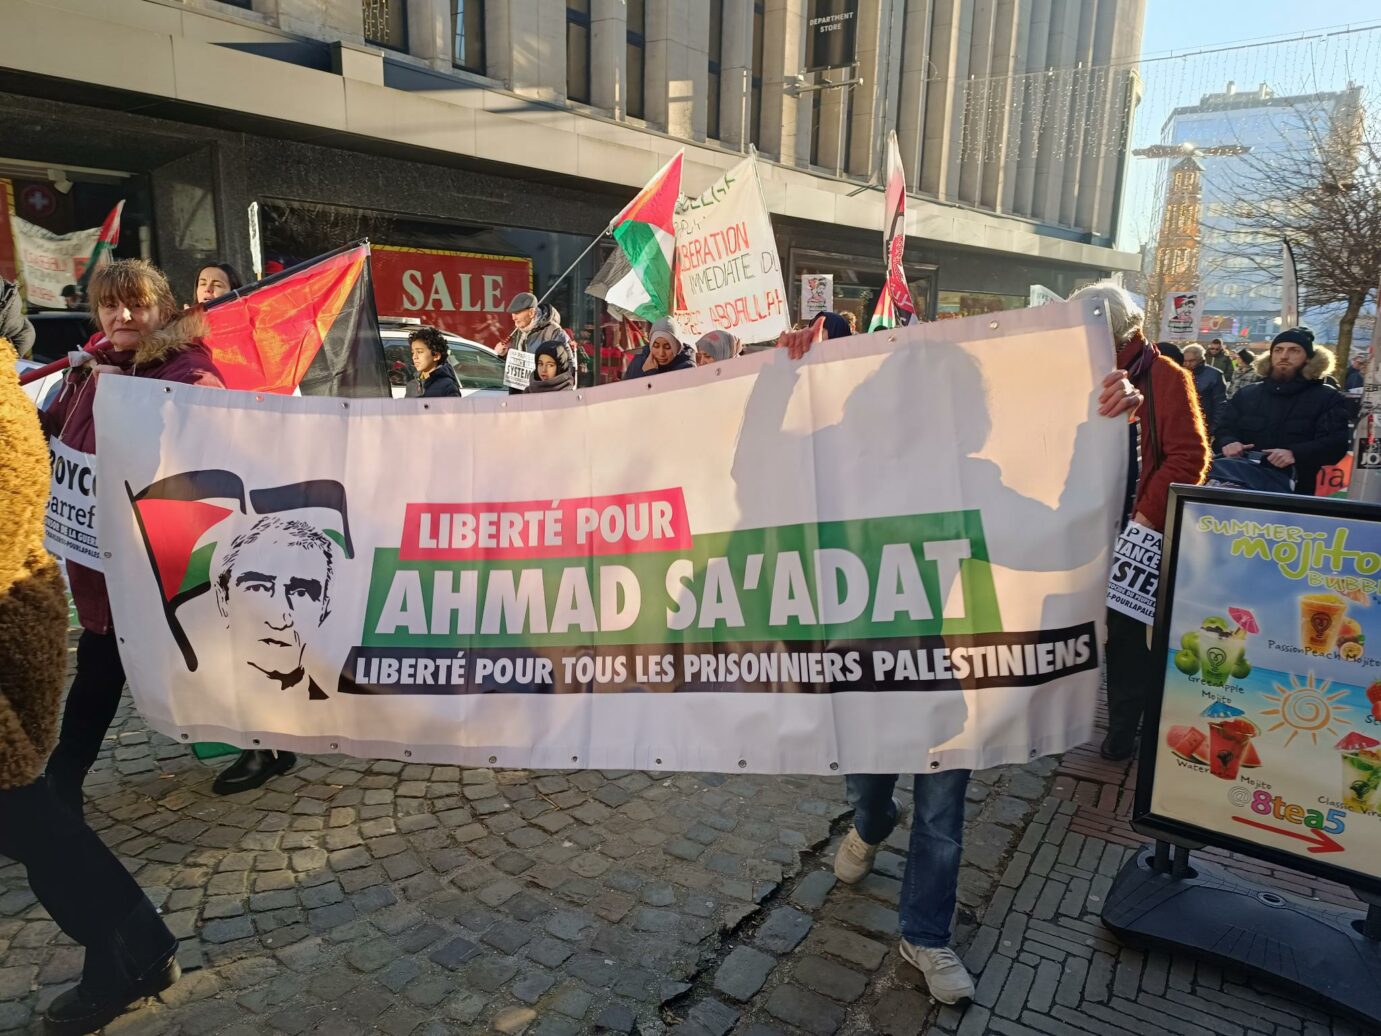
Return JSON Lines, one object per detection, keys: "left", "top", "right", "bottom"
{"left": 587, "top": 152, "right": 683, "bottom": 322}
{"left": 202, "top": 241, "right": 389, "bottom": 397}
{"left": 868, "top": 132, "right": 919, "bottom": 332}
{"left": 76, "top": 200, "right": 124, "bottom": 292}
{"left": 128, "top": 473, "right": 355, "bottom": 671}
{"left": 127, "top": 471, "right": 247, "bottom": 672}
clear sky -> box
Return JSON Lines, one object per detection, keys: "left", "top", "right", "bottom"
{"left": 1117, "top": 2, "right": 1381, "bottom": 251}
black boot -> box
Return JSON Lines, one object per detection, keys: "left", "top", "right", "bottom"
{"left": 43, "top": 901, "right": 179, "bottom": 1036}
{"left": 211, "top": 749, "right": 296, "bottom": 796}
{"left": 1100, "top": 727, "right": 1139, "bottom": 761}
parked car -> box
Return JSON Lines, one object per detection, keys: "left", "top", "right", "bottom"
{"left": 379, "top": 319, "right": 507, "bottom": 399}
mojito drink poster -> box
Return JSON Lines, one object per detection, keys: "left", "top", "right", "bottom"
{"left": 1152, "top": 499, "right": 1381, "bottom": 876}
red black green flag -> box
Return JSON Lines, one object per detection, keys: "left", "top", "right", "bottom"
{"left": 202, "top": 241, "right": 389, "bottom": 397}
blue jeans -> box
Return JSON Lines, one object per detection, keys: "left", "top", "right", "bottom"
{"left": 846, "top": 768, "right": 971, "bottom": 948}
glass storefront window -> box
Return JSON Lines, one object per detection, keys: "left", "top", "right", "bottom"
{"left": 788, "top": 248, "right": 936, "bottom": 326}
{"left": 452, "top": 0, "right": 485, "bottom": 73}
{"left": 934, "top": 290, "right": 1026, "bottom": 320}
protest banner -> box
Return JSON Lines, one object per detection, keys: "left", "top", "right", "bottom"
{"left": 45, "top": 438, "right": 101, "bottom": 572}
{"left": 801, "top": 274, "right": 833, "bottom": 321}
{"left": 12, "top": 215, "right": 100, "bottom": 309}
{"left": 95, "top": 300, "right": 1123, "bottom": 775}
{"left": 672, "top": 156, "right": 789, "bottom": 343}
{"left": 1160, "top": 290, "right": 1202, "bottom": 342}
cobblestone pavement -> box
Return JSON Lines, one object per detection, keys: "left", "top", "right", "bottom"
{"left": 0, "top": 636, "right": 1365, "bottom": 1035}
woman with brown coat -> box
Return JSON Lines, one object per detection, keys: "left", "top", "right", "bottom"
{"left": 0, "top": 336, "right": 181, "bottom": 1035}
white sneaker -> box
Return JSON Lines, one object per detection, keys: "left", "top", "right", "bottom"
{"left": 899, "top": 942, "right": 976, "bottom": 1005}
{"left": 833, "top": 825, "right": 882, "bottom": 884}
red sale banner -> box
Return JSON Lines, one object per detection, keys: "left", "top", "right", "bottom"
{"left": 371, "top": 245, "right": 533, "bottom": 347}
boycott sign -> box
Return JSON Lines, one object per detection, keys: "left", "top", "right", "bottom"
{"left": 672, "top": 157, "right": 789, "bottom": 344}
{"left": 1107, "top": 521, "right": 1162, "bottom": 623}
{"left": 94, "top": 300, "right": 1123, "bottom": 774}
{"left": 13, "top": 215, "right": 100, "bottom": 309}
{"left": 1140, "top": 487, "right": 1381, "bottom": 892}
{"left": 371, "top": 245, "right": 532, "bottom": 347}
{"left": 46, "top": 438, "right": 101, "bottom": 572}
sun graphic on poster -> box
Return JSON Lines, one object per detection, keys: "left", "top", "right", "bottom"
{"left": 1260, "top": 672, "right": 1351, "bottom": 747}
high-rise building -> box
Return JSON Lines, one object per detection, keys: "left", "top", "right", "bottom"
{"left": 1157, "top": 81, "right": 1361, "bottom": 342}
{"left": 0, "top": 0, "right": 1145, "bottom": 371}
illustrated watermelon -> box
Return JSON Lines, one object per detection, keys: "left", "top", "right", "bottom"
{"left": 1166, "top": 725, "right": 1208, "bottom": 763}
{"left": 1242, "top": 742, "right": 1261, "bottom": 768}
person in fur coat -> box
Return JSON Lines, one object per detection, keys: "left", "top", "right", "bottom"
{"left": 0, "top": 335, "right": 182, "bottom": 1035}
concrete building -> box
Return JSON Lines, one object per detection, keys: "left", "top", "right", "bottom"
{"left": 0, "top": 0, "right": 1143, "bottom": 376}
{"left": 1159, "top": 82, "right": 1364, "bottom": 343}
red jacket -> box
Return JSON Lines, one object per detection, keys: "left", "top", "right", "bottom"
{"left": 40, "top": 316, "right": 224, "bottom": 634}
{"left": 1119, "top": 336, "right": 1210, "bottom": 530}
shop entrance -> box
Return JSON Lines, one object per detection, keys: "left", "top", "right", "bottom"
{"left": 788, "top": 247, "right": 937, "bottom": 327}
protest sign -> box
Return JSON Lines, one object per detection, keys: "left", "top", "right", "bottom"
{"left": 1160, "top": 291, "right": 1202, "bottom": 342}
{"left": 1107, "top": 521, "right": 1162, "bottom": 623}
{"left": 13, "top": 215, "right": 100, "bottom": 309}
{"left": 95, "top": 300, "right": 1123, "bottom": 774}
{"left": 801, "top": 275, "right": 833, "bottom": 321}
{"left": 503, "top": 349, "right": 536, "bottom": 390}
{"left": 672, "top": 157, "right": 789, "bottom": 344}
{"left": 46, "top": 438, "right": 101, "bottom": 572}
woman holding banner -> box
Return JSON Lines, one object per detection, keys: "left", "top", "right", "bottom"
{"left": 1069, "top": 283, "right": 1210, "bottom": 762}
{"left": 40, "top": 259, "right": 296, "bottom": 814}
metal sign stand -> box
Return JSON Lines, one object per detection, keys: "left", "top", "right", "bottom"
{"left": 784, "top": 68, "right": 865, "bottom": 179}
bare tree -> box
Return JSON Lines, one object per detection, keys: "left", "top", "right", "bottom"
{"left": 1207, "top": 88, "right": 1380, "bottom": 369}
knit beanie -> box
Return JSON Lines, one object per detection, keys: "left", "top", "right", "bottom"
{"left": 1271, "top": 325, "right": 1315, "bottom": 357}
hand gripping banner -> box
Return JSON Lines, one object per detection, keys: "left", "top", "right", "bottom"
{"left": 95, "top": 300, "right": 1125, "bottom": 775}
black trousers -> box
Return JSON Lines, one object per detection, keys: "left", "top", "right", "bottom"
{"left": 0, "top": 777, "right": 174, "bottom": 992}
{"left": 46, "top": 629, "right": 126, "bottom": 813}
{"left": 1105, "top": 608, "right": 1156, "bottom": 738}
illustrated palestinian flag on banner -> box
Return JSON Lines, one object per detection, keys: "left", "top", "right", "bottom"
{"left": 586, "top": 152, "right": 684, "bottom": 322}
{"left": 76, "top": 200, "right": 124, "bottom": 293}
{"left": 202, "top": 241, "right": 389, "bottom": 397}
{"left": 128, "top": 473, "right": 355, "bottom": 671}
{"left": 868, "top": 132, "right": 919, "bottom": 333}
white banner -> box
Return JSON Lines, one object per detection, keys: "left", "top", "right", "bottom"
{"left": 95, "top": 301, "right": 1123, "bottom": 775}
{"left": 46, "top": 438, "right": 102, "bottom": 572}
{"left": 672, "top": 157, "right": 789, "bottom": 344}
{"left": 1159, "top": 291, "right": 1202, "bottom": 342}
{"left": 1029, "top": 285, "right": 1061, "bottom": 307}
{"left": 13, "top": 216, "right": 100, "bottom": 310}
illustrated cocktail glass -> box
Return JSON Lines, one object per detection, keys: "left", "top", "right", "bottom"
{"left": 1209, "top": 718, "right": 1258, "bottom": 780}
{"left": 1300, "top": 594, "right": 1349, "bottom": 654}
{"left": 1198, "top": 626, "right": 1246, "bottom": 687}
{"left": 1342, "top": 749, "right": 1381, "bottom": 813}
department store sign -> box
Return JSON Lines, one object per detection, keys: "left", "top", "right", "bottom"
{"left": 805, "top": 0, "right": 858, "bottom": 72}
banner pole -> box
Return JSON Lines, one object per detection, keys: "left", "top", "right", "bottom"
{"left": 536, "top": 226, "right": 610, "bottom": 308}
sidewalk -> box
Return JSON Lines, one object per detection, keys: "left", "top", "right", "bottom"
{"left": 0, "top": 635, "right": 1366, "bottom": 1035}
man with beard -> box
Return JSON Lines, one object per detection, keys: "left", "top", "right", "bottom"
{"left": 1216, "top": 326, "right": 1350, "bottom": 496}
{"left": 216, "top": 516, "right": 335, "bottom": 700}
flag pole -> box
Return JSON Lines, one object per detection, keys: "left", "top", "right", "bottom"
{"left": 535, "top": 223, "right": 612, "bottom": 308}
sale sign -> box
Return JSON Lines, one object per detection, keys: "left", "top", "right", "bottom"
{"left": 371, "top": 245, "right": 532, "bottom": 346}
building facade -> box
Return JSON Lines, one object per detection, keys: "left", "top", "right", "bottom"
{"left": 1158, "top": 82, "right": 1364, "bottom": 343}
{"left": 0, "top": 0, "right": 1143, "bottom": 375}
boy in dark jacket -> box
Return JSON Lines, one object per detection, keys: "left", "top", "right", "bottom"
{"left": 409, "top": 325, "right": 460, "bottom": 397}
{"left": 1216, "top": 326, "right": 1350, "bottom": 496}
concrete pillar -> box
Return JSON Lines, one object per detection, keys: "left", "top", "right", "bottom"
{"left": 1011, "top": 0, "right": 1050, "bottom": 217}
{"left": 1031, "top": 0, "right": 1079, "bottom": 224}
{"left": 1096, "top": 0, "right": 1146, "bottom": 241}
{"left": 920, "top": 0, "right": 970, "bottom": 200}
{"left": 956, "top": 0, "right": 996, "bottom": 206}
{"left": 647, "top": 0, "right": 708, "bottom": 136}
{"left": 980, "top": 0, "right": 1020, "bottom": 211}
{"left": 760, "top": 0, "right": 810, "bottom": 165}
{"left": 719, "top": 0, "right": 755, "bottom": 149}
{"left": 488, "top": 0, "right": 565, "bottom": 100}
{"left": 896, "top": 0, "right": 934, "bottom": 189}
{"left": 1058, "top": 0, "right": 1096, "bottom": 226}
{"left": 591, "top": 0, "right": 627, "bottom": 114}
{"left": 406, "top": 0, "right": 451, "bottom": 69}
{"left": 846, "top": 0, "right": 905, "bottom": 180}
{"left": 275, "top": 0, "right": 361, "bottom": 40}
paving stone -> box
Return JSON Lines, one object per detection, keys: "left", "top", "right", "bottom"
{"left": 429, "top": 937, "right": 482, "bottom": 970}
{"left": 871, "top": 987, "right": 929, "bottom": 1036}
{"left": 793, "top": 954, "right": 867, "bottom": 1002}
{"left": 764, "top": 985, "right": 844, "bottom": 1036}
{"left": 593, "top": 1002, "right": 637, "bottom": 1032}
{"left": 756, "top": 906, "right": 813, "bottom": 953}
{"left": 552, "top": 986, "right": 595, "bottom": 1018}
{"left": 511, "top": 971, "right": 557, "bottom": 1003}
{"left": 685, "top": 998, "right": 740, "bottom": 1036}
{"left": 714, "top": 946, "right": 777, "bottom": 1002}
{"left": 790, "top": 870, "right": 838, "bottom": 910}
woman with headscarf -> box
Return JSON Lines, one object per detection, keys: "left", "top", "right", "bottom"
{"left": 622, "top": 318, "right": 695, "bottom": 378}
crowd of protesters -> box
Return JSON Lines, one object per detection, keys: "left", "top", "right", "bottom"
{"left": 1, "top": 250, "right": 1373, "bottom": 1031}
